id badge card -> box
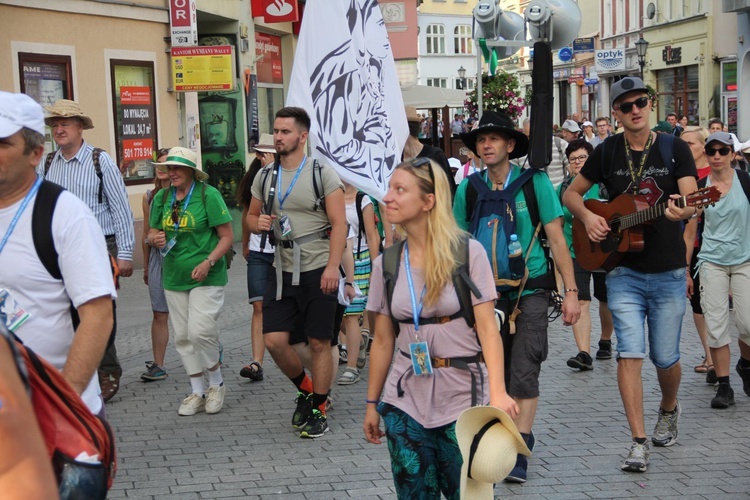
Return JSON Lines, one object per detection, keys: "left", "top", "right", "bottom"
{"left": 279, "top": 214, "right": 293, "bottom": 238}
{"left": 160, "top": 237, "right": 177, "bottom": 257}
{"left": 0, "top": 288, "right": 31, "bottom": 332}
{"left": 409, "top": 341, "right": 433, "bottom": 376}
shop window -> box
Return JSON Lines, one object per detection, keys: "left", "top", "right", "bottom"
{"left": 426, "top": 24, "right": 446, "bottom": 55}
{"left": 255, "top": 32, "right": 285, "bottom": 135}
{"left": 657, "top": 66, "right": 699, "bottom": 123}
{"left": 454, "top": 25, "right": 473, "bottom": 54}
{"left": 110, "top": 61, "right": 158, "bottom": 185}
{"left": 18, "top": 53, "right": 73, "bottom": 153}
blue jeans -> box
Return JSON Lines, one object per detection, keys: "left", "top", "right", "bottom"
{"left": 606, "top": 266, "right": 685, "bottom": 369}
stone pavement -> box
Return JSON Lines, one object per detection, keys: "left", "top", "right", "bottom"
{"left": 107, "top": 254, "right": 750, "bottom": 499}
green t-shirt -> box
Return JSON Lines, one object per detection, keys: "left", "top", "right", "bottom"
{"left": 453, "top": 165, "right": 563, "bottom": 296}
{"left": 149, "top": 182, "right": 233, "bottom": 291}
{"left": 556, "top": 177, "right": 600, "bottom": 259}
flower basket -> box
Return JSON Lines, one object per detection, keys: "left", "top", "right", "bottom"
{"left": 465, "top": 72, "right": 530, "bottom": 121}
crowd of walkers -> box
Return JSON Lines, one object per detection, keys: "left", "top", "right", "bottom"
{"left": 3, "top": 84, "right": 750, "bottom": 499}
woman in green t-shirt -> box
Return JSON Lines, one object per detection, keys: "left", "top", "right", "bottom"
{"left": 148, "top": 147, "right": 233, "bottom": 417}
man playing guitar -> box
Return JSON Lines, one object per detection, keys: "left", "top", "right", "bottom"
{"left": 562, "top": 77, "right": 700, "bottom": 474}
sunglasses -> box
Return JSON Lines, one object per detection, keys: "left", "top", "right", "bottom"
{"left": 615, "top": 96, "right": 650, "bottom": 114}
{"left": 569, "top": 155, "right": 589, "bottom": 164}
{"left": 705, "top": 146, "right": 732, "bottom": 157}
{"left": 157, "top": 148, "right": 170, "bottom": 157}
{"left": 171, "top": 200, "right": 181, "bottom": 225}
{"left": 408, "top": 157, "right": 435, "bottom": 190}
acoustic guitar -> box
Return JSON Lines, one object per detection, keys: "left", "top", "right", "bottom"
{"left": 573, "top": 187, "right": 721, "bottom": 272}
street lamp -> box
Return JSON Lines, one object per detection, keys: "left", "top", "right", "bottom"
{"left": 457, "top": 65, "right": 467, "bottom": 90}
{"left": 635, "top": 34, "right": 649, "bottom": 80}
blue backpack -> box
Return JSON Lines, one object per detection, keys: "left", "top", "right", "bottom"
{"left": 467, "top": 168, "right": 538, "bottom": 292}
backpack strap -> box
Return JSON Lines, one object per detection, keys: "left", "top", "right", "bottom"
{"left": 736, "top": 169, "right": 750, "bottom": 205}
{"left": 32, "top": 181, "right": 65, "bottom": 280}
{"left": 312, "top": 159, "right": 326, "bottom": 212}
{"left": 355, "top": 191, "right": 366, "bottom": 260}
{"left": 520, "top": 170, "right": 557, "bottom": 291}
{"left": 92, "top": 148, "right": 104, "bottom": 204}
{"left": 453, "top": 234, "right": 483, "bottom": 329}
{"left": 382, "top": 239, "right": 405, "bottom": 336}
{"left": 466, "top": 171, "right": 492, "bottom": 232}
{"left": 43, "top": 152, "right": 54, "bottom": 177}
{"left": 657, "top": 133, "right": 675, "bottom": 173}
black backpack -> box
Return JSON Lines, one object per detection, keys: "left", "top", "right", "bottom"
{"left": 260, "top": 159, "right": 327, "bottom": 212}
{"left": 381, "top": 234, "right": 482, "bottom": 336}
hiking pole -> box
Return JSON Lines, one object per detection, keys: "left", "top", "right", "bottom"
{"left": 260, "top": 155, "right": 280, "bottom": 249}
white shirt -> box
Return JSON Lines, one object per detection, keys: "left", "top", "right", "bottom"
{"left": 345, "top": 195, "right": 373, "bottom": 254}
{"left": 0, "top": 189, "right": 116, "bottom": 414}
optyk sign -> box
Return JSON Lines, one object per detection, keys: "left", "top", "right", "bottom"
{"left": 595, "top": 49, "right": 625, "bottom": 72}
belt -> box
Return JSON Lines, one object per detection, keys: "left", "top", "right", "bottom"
{"left": 398, "top": 311, "right": 463, "bottom": 327}
{"left": 274, "top": 229, "right": 330, "bottom": 300}
{"left": 396, "top": 350, "right": 485, "bottom": 406}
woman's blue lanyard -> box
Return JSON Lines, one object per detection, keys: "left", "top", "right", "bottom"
{"left": 277, "top": 155, "right": 307, "bottom": 211}
{"left": 169, "top": 181, "right": 196, "bottom": 233}
{"left": 0, "top": 175, "right": 43, "bottom": 255}
{"left": 403, "top": 242, "right": 426, "bottom": 340}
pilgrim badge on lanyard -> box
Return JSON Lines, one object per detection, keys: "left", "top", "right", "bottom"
{"left": 279, "top": 214, "right": 292, "bottom": 238}
{"left": 160, "top": 237, "right": 177, "bottom": 257}
{"left": 409, "top": 341, "right": 433, "bottom": 376}
{"left": 0, "top": 288, "right": 31, "bottom": 332}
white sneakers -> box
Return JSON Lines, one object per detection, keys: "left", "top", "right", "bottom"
{"left": 206, "top": 384, "right": 226, "bottom": 414}
{"left": 178, "top": 384, "right": 226, "bottom": 416}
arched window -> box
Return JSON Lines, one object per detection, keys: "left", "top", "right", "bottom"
{"left": 426, "top": 24, "right": 446, "bottom": 54}
{"left": 454, "top": 25, "right": 473, "bottom": 54}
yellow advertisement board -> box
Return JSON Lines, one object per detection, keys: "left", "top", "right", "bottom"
{"left": 171, "top": 46, "right": 234, "bottom": 92}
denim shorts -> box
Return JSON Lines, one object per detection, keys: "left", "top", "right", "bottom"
{"left": 246, "top": 250, "right": 274, "bottom": 303}
{"left": 606, "top": 266, "right": 686, "bottom": 369}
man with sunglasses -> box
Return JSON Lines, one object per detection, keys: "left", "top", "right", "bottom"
{"left": 563, "top": 77, "right": 699, "bottom": 473}
{"left": 695, "top": 131, "right": 750, "bottom": 410}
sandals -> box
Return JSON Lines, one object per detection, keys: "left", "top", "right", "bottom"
{"left": 99, "top": 370, "right": 121, "bottom": 403}
{"left": 338, "top": 367, "right": 360, "bottom": 385}
{"left": 694, "top": 358, "right": 709, "bottom": 373}
{"left": 706, "top": 365, "right": 717, "bottom": 385}
{"left": 239, "top": 361, "right": 264, "bottom": 381}
{"left": 357, "top": 331, "right": 369, "bottom": 369}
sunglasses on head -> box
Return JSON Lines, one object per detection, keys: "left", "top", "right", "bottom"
{"left": 157, "top": 148, "right": 170, "bottom": 157}
{"left": 408, "top": 157, "right": 435, "bottom": 189}
{"left": 705, "top": 146, "right": 732, "bottom": 157}
{"left": 615, "top": 96, "right": 650, "bottom": 114}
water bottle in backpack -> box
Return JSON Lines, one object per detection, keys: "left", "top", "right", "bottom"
{"left": 508, "top": 234, "right": 524, "bottom": 280}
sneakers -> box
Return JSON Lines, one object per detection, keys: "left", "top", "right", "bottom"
{"left": 338, "top": 346, "right": 348, "bottom": 365}
{"left": 299, "top": 409, "right": 329, "bottom": 438}
{"left": 652, "top": 400, "right": 681, "bottom": 447}
{"left": 99, "top": 370, "right": 121, "bottom": 403}
{"left": 357, "top": 332, "right": 369, "bottom": 369}
{"left": 140, "top": 361, "right": 167, "bottom": 382}
{"left": 595, "top": 340, "right": 612, "bottom": 360}
{"left": 505, "top": 431, "right": 534, "bottom": 483}
{"left": 736, "top": 360, "right": 750, "bottom": 397}
{"left": 338, "top": 366, "right": 360, "bottom": 385}
{"left": 621, "top": 441, "right": 650, "bottom": 472}
{"left": 206, "top": 384, "right": 226, "bottom": 414}
{"left": 292, "top": 392, "right": 313, "bottom": 429}
{"left": 711, "top": 384, "right": 735, "bottom": 409}
{"left": 178, "top": 393, "right": 206, "bottom": 416}
{"left": 567, "top": 351, "right": 593, "bottom": 371}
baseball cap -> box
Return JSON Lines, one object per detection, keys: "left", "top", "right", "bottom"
{"left": 0, "top": 91, "right": 46, "bottom": 138}
{"left": 705, "top": 131, "right": 734, "bottom": 148}
{"left": 610, "top": 77, "right": 648, "bottom": 108}
{"left": 562, "top": 120, "right": 581, "bottom": 133}
{"left": 582, "top": 121, "right": 594, "bottom": 128}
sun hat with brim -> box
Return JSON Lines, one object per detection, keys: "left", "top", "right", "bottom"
{"left": 0, "top": 91, "right": 46, "bottom": 138}
{"left": 253, "top": 133, "right": 276, "bottom": 154}
{"left": 457, "top": 406, "right": 531, "bottom": 500}
{"left": 610, "top": 77, "right": 648, "bottom": 108}
{"left": 153, "top": 147, "right": 209, "bottom": 181}
{"left": 43, "top": 99, "right": 94, "bottom": 129}
{"left": 405, "top": 106, "right": 422, "bottom": 123}
{"left": 460, "top": 111, "right": 528, "bottom": 159}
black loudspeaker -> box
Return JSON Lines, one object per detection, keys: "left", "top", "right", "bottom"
{"left": 528, "top": 42, "right": 553, "bottom": 170}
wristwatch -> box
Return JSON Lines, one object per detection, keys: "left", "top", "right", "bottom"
{"left": 206, "top": 257, "right": 215, "bottom": 267}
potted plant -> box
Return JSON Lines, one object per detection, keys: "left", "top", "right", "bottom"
{"left": 465, "top": 72, "right": 530, "bottom": 122}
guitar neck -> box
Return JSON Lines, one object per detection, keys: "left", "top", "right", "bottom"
{"left": 619, "top": 196, "right": 685, "bottom": 230}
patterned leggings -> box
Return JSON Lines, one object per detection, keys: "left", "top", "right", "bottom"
{"left": 378, "top": 402, "right": 462, "bottom": 500}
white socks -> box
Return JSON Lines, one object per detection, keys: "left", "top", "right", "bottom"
{"left": 207, "top": 367, "right": 224, "bottom": 387}
{"left": 190, "top": 376, "right": 205, "bottom": 396}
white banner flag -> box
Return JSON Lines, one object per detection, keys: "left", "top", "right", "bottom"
{"left": 287, "top": 0, "right": 408, "bottom": 200}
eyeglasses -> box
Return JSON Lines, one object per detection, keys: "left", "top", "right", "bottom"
{"left": 408, "top": 157, "right": 435, "bottom": 190}
{"left": 705, "top": 146, "right": 732, "bottom": 157}
{"left": 615, "top": 96, "right": 650, "bottom": 114}
{"left": 569, "top": 155, "right": 589, "bottom": 164}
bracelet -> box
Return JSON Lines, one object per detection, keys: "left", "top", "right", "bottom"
{"left": 687, "top": 207, "right": 699, "bottom": 220}
{"left": 365, "top": 399, "right": 380, "bottom": 405}
{"left": 346, "top": 282, "right": 354, "bottom": 287}
{"left": 206, "top": 257, "right": 215, "bottom": 267}
{"left": 564, "top": 288, "right": 579, "bottom": 293}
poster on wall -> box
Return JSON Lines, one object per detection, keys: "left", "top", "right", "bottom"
{"left": 171, "top": 46, "right": 235, "bottom": 92}
{"left": 255, "top": 32, "right": 283, "bottom": 84}
{"left": 727, "top": 97, "right": 737, "bottom": 135}
{"left": 120, "top": 86, "right": 154, "bottom": 164}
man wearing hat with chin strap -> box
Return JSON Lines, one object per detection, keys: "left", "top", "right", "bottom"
{"left": 0, "top": 91, "right": 115, "bottom": 417}
{"left": 40, "top": 99, "right": 135, "bottom": 403}
{"left": 564, "top": 77, "right": 698, "bottom": 473}
{"left": 454, "top": 110, "right": 581, "bottom": 483}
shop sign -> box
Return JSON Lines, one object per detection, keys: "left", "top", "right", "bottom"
{"left": 583, "top": 77, "right": 599, "bottom": 85}
{"left": 252, "top": 0, "right": 299, "bottom": 23}
{"left": 595, "top": 49, "right": 625, "bottom": 72}
{"left": 662, "top": 45, "right": 682, "bottom": 65}
{"left": 255, "top": 32, "right": 284, "bottom": 84}
{"left": 573, "top": 38, "right": 595, "bottom": 54}
{"left": 553, "top": 68, "right": 571, "bottom": 79}
{"left": 169, "top": 0, "right": 197, "bottom": 46}
{"left": 558, "top": 47, "right": 573, "bottom": 62}
{"left": 171, "top": 46, "right": 234, "bottom": 92}
{"left": 120, "top": 86, "right": 154, "bottom": 161}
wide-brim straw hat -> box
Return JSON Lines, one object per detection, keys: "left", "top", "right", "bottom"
{"left": 456, "top": 406, "right": 531, "bottom": 500}
{"left": 44, "top": 99, "right": 94, "bottom": 129}
{"left": 253, "top": 133, "right": 276, "bottom": 154}
{"left": 153, "top": 147, "right": 209, "bottom": 181}
{"left": 460, "top": 111, "right": 528, "bottom": 159}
